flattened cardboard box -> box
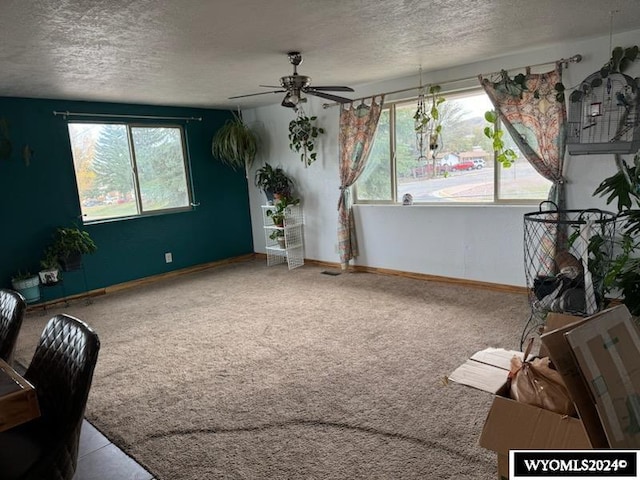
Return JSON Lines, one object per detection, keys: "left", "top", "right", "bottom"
{"left": 565, "top": 305, "right": 640, "bottom": 449}
{"left": 448, "top": 348, "right": 523, "bottom": 394}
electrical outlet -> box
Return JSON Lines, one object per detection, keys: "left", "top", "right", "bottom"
{"left": 165, "top": 252, "right": 173, "bottom": 263}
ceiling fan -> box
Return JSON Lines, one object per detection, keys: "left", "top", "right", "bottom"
{"left": 229, "top": 52, "right": 354, "bottom": 108}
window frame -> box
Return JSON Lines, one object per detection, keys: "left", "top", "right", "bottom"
{"left": 67, "top": 121, "right": 194, "bottom": 224}
{"left": 353, "top": 87, "right": 551, "bottom": 205}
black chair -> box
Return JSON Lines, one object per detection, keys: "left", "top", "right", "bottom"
{"left": 0, "top": 314, "right": 100, "bottom": 480}
{"left": 0, "top": 288, "right": 27, "bottom": 364}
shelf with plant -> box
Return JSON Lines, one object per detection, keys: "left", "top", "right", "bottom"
{"left": 255, "top": 163, "right": 294, "bottom": 203}
{"left": 265, "top": 196, "right": 300, "bottom": 227}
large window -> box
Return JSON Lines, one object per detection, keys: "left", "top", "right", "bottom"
{"left": 354, "top": 90, "right": 551, "bottom": 204}
{"left": 68, "top": 123, "right": 192, "bottom": 222}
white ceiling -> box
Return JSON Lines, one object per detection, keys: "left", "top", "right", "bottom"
{"left": 1, "top": 0, "right": 638, "bottom": 110}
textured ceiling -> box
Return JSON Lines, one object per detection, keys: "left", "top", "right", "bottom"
{"left": 0, "top": 0, "right": 638, "bottom": 109}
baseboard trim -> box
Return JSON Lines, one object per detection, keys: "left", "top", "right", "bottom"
{"left": 29, "top": 252, "right": 527, "bottom": 312}
{"left": 27, "top": 253, "right": 256, "bottom": 312}
{"left": 257, "top": 254, "right": 528, "bottom": 295}
{"left": 348, "top": 265, "right": 528, "bottom": 295}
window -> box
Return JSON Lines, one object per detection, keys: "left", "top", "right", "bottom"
{"left": 354, "top": 90, "right": 552, "bottom": 204}
{"left": 68, "top": 123, "right": 192, "bottom": 222}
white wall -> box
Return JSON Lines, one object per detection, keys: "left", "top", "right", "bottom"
{"left": 243, "top": 29, "right": 640, "bottom": 287}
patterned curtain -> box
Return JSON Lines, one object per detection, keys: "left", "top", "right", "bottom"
{"left": 479, "top": 65, "right": 567, "bottom": 210}
{"left": 338, "top": 95, "right": 384, "bottom": 268}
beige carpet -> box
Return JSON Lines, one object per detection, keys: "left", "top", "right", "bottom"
{"left": 15, "top": 259, "right": 529, "bottom": 480}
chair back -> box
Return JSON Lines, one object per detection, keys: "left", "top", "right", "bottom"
{"left": 0, "top": 288, "right": 27, "bottom": 363}
{"left": 25, "top": 314, "right": 100, "bottom": 433}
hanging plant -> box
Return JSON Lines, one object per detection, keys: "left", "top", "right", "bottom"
{"left": 556, "top": 45, "right": 639, "bottom": 103}
{"left": 489, "top": 70, "right": 530, "bottom": 99}
{"left": 211, "top": 111, "right": 258, "bottom": 171}
{"left": 288, "top": 110, "right": 325, "bottom": 166}
{"left": 414, "top": 85, "right": 445, "bottom": 151}
{"left": 483, "top": 110, "right": 517, "bottom": 168}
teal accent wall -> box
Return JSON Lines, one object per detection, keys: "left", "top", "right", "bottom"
{"left": 0, "top": 97, "right": 253, "bottom": 301}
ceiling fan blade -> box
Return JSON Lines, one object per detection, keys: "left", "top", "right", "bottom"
{"left": 228, "top": 90, "right": 285, "bottom": 99}
{"left": 259, "top": 85, "right": 283, "bottom": 88}
{"left": 306, "top": 86, "right": 354, "bottom": 92}
{"left": 305, "top": 90, "right": 353, "bottom": 103}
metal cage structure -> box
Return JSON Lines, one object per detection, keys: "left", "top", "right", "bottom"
{"left": 522, "top": 203, "right": 617, "bottom": 345}
{"left": 567, "top": 72, "right": 640, "bottom": 155}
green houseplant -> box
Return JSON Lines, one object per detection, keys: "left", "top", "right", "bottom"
{"left": 211, "top": 111, "right": 258, "bottom": 171}
{"left": 483, "top": 110, "right": 518, "bottom": 168}
{"left": 288, "top": 113, "right": 325, "bottom": 166}
{"left": 50, "top": 226, "right": 98, "bottom": 271}
{"left": 254, "top": 163, "right": 294, "bottom": 202}
{"left": 265, "top": 195, "right": 300, "bottom": 226}
{"left": 38, "top": 246, "right": 61, "bottom": 285}
{"left": 593, "top": 153, "right": 640, "bottom": 317}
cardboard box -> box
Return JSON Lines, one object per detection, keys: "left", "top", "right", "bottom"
{"left": 540, "top": 312, "right": 609, "bottom": 448}
{"left": 564, "top": 305, "right": 640, "bottom": 449}
{"left": 450, "top": 347, "right": 592, "bottom": 476}
{"left": 479, "top": 383, "right": 591, "bottom": 477}
{"left": 448, "top": 348, "right": 523, "bottom": 394}
{"left": 453, "top": 306, "right": 640, "bottom": 476}
{"left": 538, "top": 312, "right": 586, "bottom": 358}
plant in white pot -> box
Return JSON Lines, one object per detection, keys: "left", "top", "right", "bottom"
{"left": 11, "top": 270, "right": 40, "bottom": 303}
{"left": 38, "top": 247, "right": 61, "bottom": 285}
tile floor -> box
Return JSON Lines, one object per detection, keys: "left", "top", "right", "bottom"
{"left": 12, "top": 363, "right": 154, "bottom": 479}
{"left": 73, "top": 420, "right": 154, "bottom": 480}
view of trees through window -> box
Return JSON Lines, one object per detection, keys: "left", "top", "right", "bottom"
{"left": 355, "top": 91, "right": 551, "bottom": 203}
{"left": 68, "top": 123, "right": 191, "bottom": 222}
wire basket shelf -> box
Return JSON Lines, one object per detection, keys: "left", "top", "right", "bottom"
{"left": 522, "top": 202, "right": 617, "bottom": 345}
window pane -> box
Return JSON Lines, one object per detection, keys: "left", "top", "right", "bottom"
{"left": 131, "top": 127, "right": 190, "bottom": 211}
{"left": 497, "top": 130, "right": 552, "bottom": 201}
{"left": 355, "top": 109, "right": 392, "bottom": 201}
{"left": 68, "top": 123, "right": 138, "bottom": 221}
{"left": 398, "top": 93, "right": 494, "bottom": 203}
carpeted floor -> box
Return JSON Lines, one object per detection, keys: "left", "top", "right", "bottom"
{"left": 15, "top": 259, "right": 529, "bottom": 479}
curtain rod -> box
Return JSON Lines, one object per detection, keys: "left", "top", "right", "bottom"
{"left": 52, "top": 111, "right": 202, "bottom": 121}
{"left": 322, "top": 54, "right": 582, "bottom": 109}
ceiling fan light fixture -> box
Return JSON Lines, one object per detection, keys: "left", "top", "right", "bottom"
{"left": 281, "top": 93, "right": 297, "bottom": 109}
{"left": 230, "top": 52, "right": 353, "bottom": 108}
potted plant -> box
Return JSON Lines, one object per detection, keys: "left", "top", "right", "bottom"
{"left": 38, "top": 246, "right": 61, "bottom": 285}
{"left": 265, "top": 195, "right": 300, "bottom": 227}
{"left": 592, "top": 152, "right": 640, "bottom": 317}
{"left": 50, "top": 226, "right": 97, "bottom": 271}
{"left": 11, "top": 270, "right": 40, "bottom": 303}
{"left": 211, "top": 111, "right": 258, "bottom": 172}
{"left": 269, "top": 230, "right": 286, "bottom": 249}
{"left": 288, "top": 112, "right": 325, "bottom": 166}
{"left": 254, "top": 163, "right": 294, "bottom": 203}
